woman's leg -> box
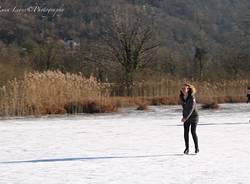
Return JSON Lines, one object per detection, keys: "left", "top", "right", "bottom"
{"left": 184, "top": 121, "right": 191, "bottom": 149}
{"left": 191, "top": 118, "right": 199, "bottom": 150}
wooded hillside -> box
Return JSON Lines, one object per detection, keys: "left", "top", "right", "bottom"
{"left": 0, "top": 0, "right": 249, "bottom": 86}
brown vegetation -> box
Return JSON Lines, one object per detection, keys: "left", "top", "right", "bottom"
{"left": 110, "top": 79, "right": 249, "bottom": 103}
{"left": 201, "top": 102, "right": 219, "bottom": 110}
{"left": 136, "top": 104, "right": 148, "bottom": 111}
{"left": 0, "top": 70, "right": 115, "bottom": 116}
{"left": 64, "top": 100, "right": 117, "bottom": 114}
{"left": 0, "top": 71, "right": 249, "bottom": 117}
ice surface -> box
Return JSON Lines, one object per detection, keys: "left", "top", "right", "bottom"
{"left": 0, "top": 103, "right": 250, "bottom": 183}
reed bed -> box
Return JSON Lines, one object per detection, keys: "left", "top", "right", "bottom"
{"left": 0, "top": 71, "right": 249, "bottom": 117}
{"left": 109, "top": 79, "right": 250, "bottom": 104}
{"left": 0, "top": 70, "right": 115, "bottom": 116}
{"left": 201, "top": 102, "right": 220, "bottom": 110}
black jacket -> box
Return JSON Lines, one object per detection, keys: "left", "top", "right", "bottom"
{"left": 180, "top": 92, "right": 198, "bottom": 119}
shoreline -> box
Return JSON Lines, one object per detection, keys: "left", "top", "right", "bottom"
{"left": 0, "top": 100, "right": 248, "bottom": 119}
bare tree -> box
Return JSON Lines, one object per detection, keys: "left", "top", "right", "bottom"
{"left": 101, "top": 6, "right": 159, "bottom": 96}
{"left": 193, "top": 47, "right": 207, "bottom": 80}
{"left": 192, "top": 9, "right": 209, "bottom": 81}
{"left": 32, "top": 36, "right": 64, "bottom": 71}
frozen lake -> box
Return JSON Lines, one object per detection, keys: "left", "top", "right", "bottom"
{"left": 0, "top": 103, "right": 250, "bottom": 184}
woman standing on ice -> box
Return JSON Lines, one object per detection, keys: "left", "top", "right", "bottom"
{"left": 179, "top": 83, "right": 199, "bottom": 154}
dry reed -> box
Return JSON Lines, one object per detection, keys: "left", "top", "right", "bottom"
{"left": 0, "top": 72, "right": 249, "bottom": 117}
{"left": 109, "top": 79, "right": 250, "bottom": 104}
{"left": 201, "top": 102, "right": 220, "bottom": 110}
{"left": 0, "top": 70, "right": 115, "bottom": 116}
{"left": 136, "top": 103, "right": 148, "bottom": 111}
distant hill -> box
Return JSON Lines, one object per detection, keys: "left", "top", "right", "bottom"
{"left": 0, "top": 0, "right": 248, "bottom": 47}
{"left": 0, "top": 0, "right": 249, "bottom": 82}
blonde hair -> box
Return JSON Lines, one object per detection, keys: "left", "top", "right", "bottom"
{"left": 183, "top": 83, "right": 197, "bottom": 94}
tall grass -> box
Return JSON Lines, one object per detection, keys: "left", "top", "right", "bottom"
{"left": 0, "top": 71, "right": 249, "bottom": 117}
{"left": 0, "top": 70, "right": 115, "bottom": 116}
{"left": 109, "top": 79, "right": 250, "bottom": 104}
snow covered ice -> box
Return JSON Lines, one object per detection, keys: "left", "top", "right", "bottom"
{"left": 0, "top": 103, "right": 250, "bottom": 184}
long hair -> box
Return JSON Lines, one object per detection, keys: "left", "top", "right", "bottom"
{"left": 185, "top": 83, "right": 196, "bottom": 95}
{"left": 179, "top": 83, "right": 197, "bottom": 101}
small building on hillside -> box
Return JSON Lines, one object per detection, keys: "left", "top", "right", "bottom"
{"left": 64, "top": 38, "right": 80, "bottom": 51}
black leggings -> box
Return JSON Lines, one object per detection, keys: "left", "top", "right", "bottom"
{"left": 184, "top": 116, "right": 199, "bottom": 150}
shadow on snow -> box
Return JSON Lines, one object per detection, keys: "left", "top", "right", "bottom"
{"left": 0, "top": 153, "right": 197, "bottom": 164}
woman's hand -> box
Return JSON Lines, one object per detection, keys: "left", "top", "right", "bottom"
{"left": 181, "top": 117, "right": 187, "bottom": 123}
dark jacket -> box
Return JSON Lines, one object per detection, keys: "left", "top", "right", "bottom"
{"left": 247, "top": 93, "right": 250, "bottom": 102}
{"left": 180, "top": 91, "right": 198, "bottom": 120}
